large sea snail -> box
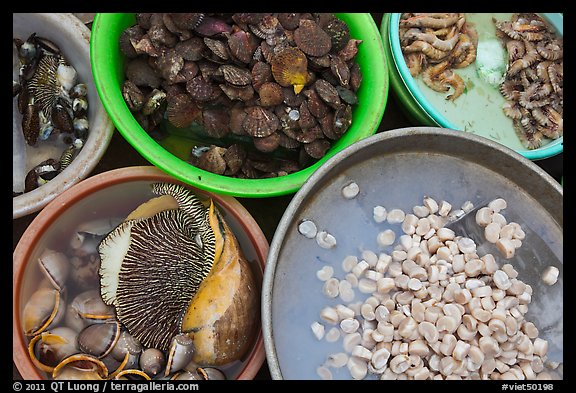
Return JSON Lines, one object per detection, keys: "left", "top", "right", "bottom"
{"left": 98, "top": 183, "right": 259, "bottom": 366}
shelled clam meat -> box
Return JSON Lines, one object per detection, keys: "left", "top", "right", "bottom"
{"left": 399, "top": 13, "right": 477, "bottom": 101}
{"left": 302, "top": 189, "right": 562, "bottom": 380}
{"left": 494, "top": 13, "right": 563, "bottom": 149}
{"left": 22, "top": 183, "right": 260, "bottom": 380}
{"left": 13, "top": 33, "right": 89, "bottom": 196}
{"left": 119, "top": 13, "right": 363, "bottom": 179}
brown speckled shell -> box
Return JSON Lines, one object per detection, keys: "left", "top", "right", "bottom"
{"left": 258, "top": 82, "right": 284, "bottom": 107}
{"left": 304, "top": 138, "right": 331, "bottom": 159}
{"left": 202, "top": 108, "right": 230, "bottom": 138}
{"left": 166, "top": 93, "right": 200, "bottom": 129}
{"left": 196, "top": 146, "right": 227, "bottom": 174}
{"left": 270, "top": 47, "right": 308, "bottom": 88}
{"left": 294, "top": 19, "right": 332, "bottom": 57}
{"left": 253, "top": 131, "right": 281, "bottom": 153}
{"left": 242, "top": 106, "right": 280, "bottom": 138}
{"left": 186, "top": 76, "right": 218, "bottom": 102}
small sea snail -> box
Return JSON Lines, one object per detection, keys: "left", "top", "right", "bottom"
{"left": 98, "top": 183, "right": 259, "bottom": 366}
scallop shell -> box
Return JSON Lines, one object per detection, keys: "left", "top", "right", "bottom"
{"left": 258, "top": 82, "right": 284, "bottom": 107}
{"left": 277, "top": 13, "right": 302, "bottom": 30}
{"left": 119, "top": 26, "right": 144, "bottom": 58}
{"left": 227, "top": 30, "right": 259, "bottom": 64}
{"left": 297, "top": 125, "right": 324, "bottom": 144}
{"left": 203, "top": 37, "right": 229, "bottom": 61}
{"left": 282, "top": 86, "right": 305, "bottom": 107}
{"left": 304, "top": 89, "right": 329, "bottom": 118}
{"left": 162, "top": 13, "right": 192, "bottom": 39}
{"left": 202, "top": 107, "right": 230, "bottom": 138}
{"left": 270, "top": 47, "right": 308, "bottom": 94}
{"left": 175, "top": 37, "right": 205, "bottom": 61}
{"left": 148, "top": 18, "right": 178, "bottom": 48}
{"left": 219, "top": 84, "right": 254, "bottom": 102}
{"left": 251, "top": 61, "right": 273, "bottom": 91}
{"left": 314, "top": 79, "right": 341, "bottom": 109}
{"left": 278, "top": 131, "right": 301, "bottom": 149}
{"left": 304, "top": 138, "right": 331, "bottom": 159}
{"left": 186, "top": 75, "right": 218, "bottom": 102}
{"left": 337, "top": 86, "right": 358, "bottom": 105}
{"left": 319, "top": 112, "right": 338, "bottom": 140}
{"left": 170, "top": 13, "right": 205, "bottom": 30}
{"left": 298, "top": 101, "right": 317, "bottom": 129}
{"left": 294, "top": 19, "right": 332, "bottom": 57}
{"left": 197, "top": 145, "right": 227, "bottom": 175}
{"left": 253, "top": 131, "right": 281, "bottom": 153}
{"left": 333, "top": 104, "right": 353, "bottom": 135}
{"left": 349, "top": 62, "right": 363, "bottom": 92}
{"left": 338, "top": 38, "right": 362, "bottom": 62}
{"left": 166, "top": 93, "right": 199, "bottom": 129}
{"left": 330, "top": 54, "right": 350, "bottom": 87}
{"left": 125, "top": 57, "right": 161, "bottom": 88}
{"left": 242, "top": 106, "right": 280, "bottom": 137}
{"left": 323, "top": 17, "right": 351, "bottom": 52}
{"left": 229, "top": 105, "right": 248, "bottom": 135}
{"left": 223, "top": 144, "right": 247, "bottom": 175}
{"left": 219, "top": 64, "right": 252, "bottom": 86}
{"left": 154, "top": 49, "right": 184, "bottom": 83}
{"left": 132, "top": 36, "right": 162, "bottom": 57}
{"left": 193, "top": 15, "right": 233, "bottom": 37}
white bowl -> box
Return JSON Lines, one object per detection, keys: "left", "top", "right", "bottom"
{"left": 13, "top": 13, "right": 115, "bottom": 219}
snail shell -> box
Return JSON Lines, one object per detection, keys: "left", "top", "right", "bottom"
{"left": 180, "top": 201, "right": 260, "bottom": 366}
{"left": 37, "top": 249, "right": 70, "bottom": 291}
{"left": 52, "top": 354, "right": 108, "bottom": 380}
{"left": 98, "top": 183, "right": 259, "bottom": 367}
{"left": 165, "top": 334, "right": 195, "bottom": 376}
{"left": 77, "top": 320, "right": 121, "bottom": 358}
{"left": 139, "top": 348, "right": 165, "bottom": 377}
{"left": 28, "top": 327, "right": 79, "bottom": 373}
{"left": 22, "top": 288, "right": 65, "bottom": 336}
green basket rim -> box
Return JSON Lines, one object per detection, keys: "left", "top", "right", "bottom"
{"left": 91, "top": 13, "right": 389, "bottom": 197}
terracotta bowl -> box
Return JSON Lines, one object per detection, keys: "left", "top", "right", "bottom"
{"left": 13, "top": 166, "right": 268, "bottom": 380}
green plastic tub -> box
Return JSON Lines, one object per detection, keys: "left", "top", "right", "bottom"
{"left": 91, "top": 13, "right": 389, "bottom": 197}
{"left": 381, "top": 13, "right": 563, "bottom": 161}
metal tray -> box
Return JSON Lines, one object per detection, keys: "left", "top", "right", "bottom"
{"left": 262, "top": 127, "right": 563, "bottom": 380}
